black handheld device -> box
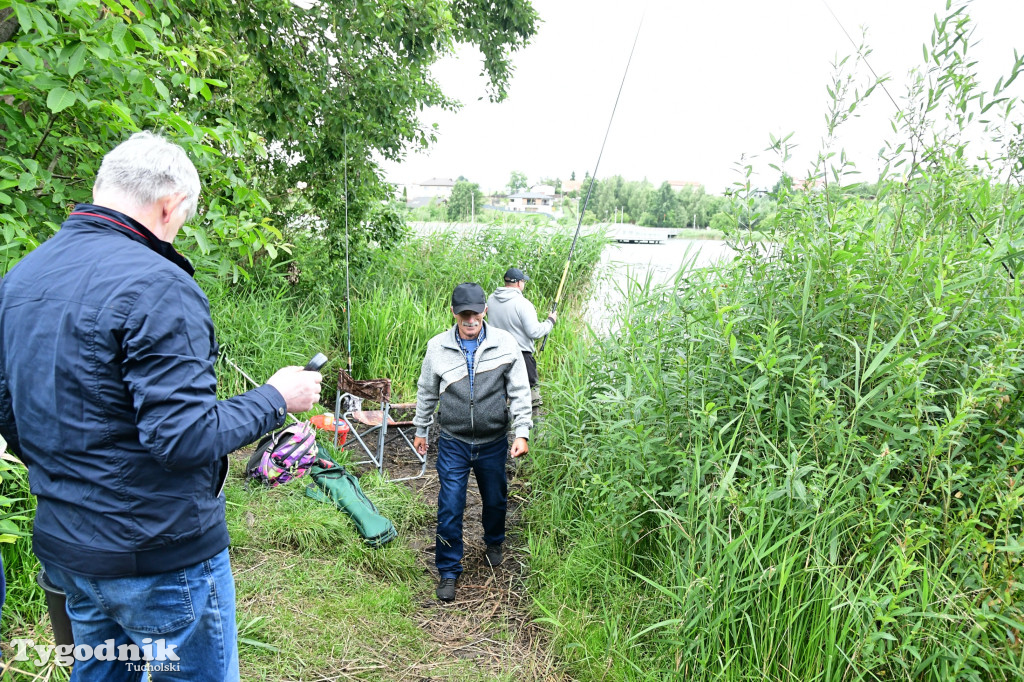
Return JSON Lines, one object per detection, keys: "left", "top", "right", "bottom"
{"left": 304, "top": 353, "right": 328, "bottom": 372}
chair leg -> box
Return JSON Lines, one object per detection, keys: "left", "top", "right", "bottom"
{"left": 345, "top": 414, "right": 383, "bottom": 472}
{"left": 389, "top": 426, "right": 427, "bottom": 483}
{"left": 333, "top": 389, "right": 342, "bottom": 448}
{"left": 377, "top": 403, "right": 389, "bottom": 476}
{"left": 339, "top": 401, "right": 429, "bottom": 483}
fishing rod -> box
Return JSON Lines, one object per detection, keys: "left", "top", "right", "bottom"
{"left": 224, "top": 353, "right": 328, "bottom": 425}
{"left": 539, "top": 13, "right": 645, "bottom": 352}
{"left": 343, "top": 128, "right": 354, "bottom": 376}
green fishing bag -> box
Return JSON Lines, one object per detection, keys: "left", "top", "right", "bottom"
{"left": 305, "top": 452, "right": 397, "bottom": 548}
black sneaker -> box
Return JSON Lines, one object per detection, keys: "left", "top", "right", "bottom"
{"left": 485, "top": 543, "right": 504, "bottom": 567}
{"left": 436, "top": 577, "right": 457, "bottom": 602}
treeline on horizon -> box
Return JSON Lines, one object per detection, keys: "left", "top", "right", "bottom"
{"left": 409, "top": 172, "right": 900, "bottom": 230}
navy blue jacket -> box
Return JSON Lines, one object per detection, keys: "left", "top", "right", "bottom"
{"left": 0, "top": 205, "right": 287, "bottom": 577}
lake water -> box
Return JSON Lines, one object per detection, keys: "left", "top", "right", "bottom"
{"left": 584, "top": 237, "right": 738, "bottom": 334}
{"left": 407, "top": 221, "right": 747, "bottom": 335}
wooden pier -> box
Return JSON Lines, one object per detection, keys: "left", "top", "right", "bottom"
{"left": 607, "top": 224, "right": 674, "bottom": 244}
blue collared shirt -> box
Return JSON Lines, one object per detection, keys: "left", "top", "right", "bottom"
{"left": 455, "top": 325, "right": 487, "bottom": 398}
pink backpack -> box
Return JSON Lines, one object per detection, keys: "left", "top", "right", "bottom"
{"left": 245, "top": 422, "right": 320, "bottom": 487}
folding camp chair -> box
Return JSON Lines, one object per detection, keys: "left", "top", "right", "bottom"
{"left": 331, "top": 370, "right": 426, "bottom": 482}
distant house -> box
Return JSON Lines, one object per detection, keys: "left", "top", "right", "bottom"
{"left": 508, "top": 192, "right": 554, "bottom": 213}
{"left": 562, "top": 180, "right": 583, "bottom": 194}
{"left": 408, "top": 178, "right": 456, "bottom": 203}
{"left": 794, "top": 177, "right": 825, "bottom": 191}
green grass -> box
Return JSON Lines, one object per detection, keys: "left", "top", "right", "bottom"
{"left": 525, "top": 177, "right": 1024, "bottom": 680}
{"left": 526, "top": 199, "right": 1024, "bottom": 679}
{"left": 199, "top": 223, "right": 606, "bottom": 401}
{"left": 0, "top": 224, "right": 603, "bottom": 680}
{"left": 223, "top": 465, "right": 435, "bottom": 679}
{"left": 0, "top": 457, "right": 44, "bottom": 629}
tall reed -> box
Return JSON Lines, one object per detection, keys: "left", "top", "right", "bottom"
{"left": 526, "top": 6, "right": 1024, "bottom": 679}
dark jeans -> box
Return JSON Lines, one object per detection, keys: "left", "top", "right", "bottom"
{"left": 435, "top": 434, "right": 508, "bottom": 579}
{"left": 521, "top": 351, "right": 538, "bottom": 387}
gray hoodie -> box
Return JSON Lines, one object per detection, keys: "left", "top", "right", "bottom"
{"left": 486, "top": 287, "right": 554, "bottom": 353}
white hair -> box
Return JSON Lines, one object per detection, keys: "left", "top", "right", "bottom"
{"left": 93, "top": 131, "right": 201, "bottom": 220}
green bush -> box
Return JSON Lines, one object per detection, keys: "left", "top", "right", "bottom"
{"left": 709, "top": 211, "right": 734, "bottom": 232}
{"left": 530, "top": 175, "right": 1024, "bottom": 678}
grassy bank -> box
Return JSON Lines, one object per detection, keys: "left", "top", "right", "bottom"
{"left": 0, "top": 225, "right": 603, "bottom": 680}
{"left": 523, "top": 11, "right": 1024, "bottom": 679}
{"left": 214, "top": 225, "right": 604, "bottom": 400}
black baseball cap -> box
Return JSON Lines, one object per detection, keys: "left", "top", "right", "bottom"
{"left": 451, "top": 282, "right": 487, "bottom": 314}
{"left": 504, "top": 267, "right": 530, "bottom": 283}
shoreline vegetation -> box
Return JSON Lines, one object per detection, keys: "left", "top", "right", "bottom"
{"left": 2, "top": 2, "right": 1024, "bottom": 680}
{"left": 411, "top": 219, "right": 761, "bottom": 244}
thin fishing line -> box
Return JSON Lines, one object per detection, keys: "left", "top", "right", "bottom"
{"left": 820, "top": 0, "right": 902, "bottom": 115}
{"left": 224, "top": 356, "right": 300, "bottom": 424}
{"left": 540, "top": 10, "right": 645, "bottom": 351}
{"left": 561, "top": 11, "right": 644, "bottom": 299}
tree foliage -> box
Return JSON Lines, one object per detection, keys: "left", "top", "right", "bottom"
{"left": 446, "top": 180, "right": 482, "bottom": 221}
{"left": 0, "top": 0, "right": 539, "bottom": 280}
{"left": 507, "top": 169, "right": 528, "bottom": 194}
{"left": 571, "top": 173, "right": 776, "bottom": 229}
{"left": 0, "top": 0, "right": 272, "bottom": 278}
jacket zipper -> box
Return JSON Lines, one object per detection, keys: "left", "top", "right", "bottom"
{"left": 469, "top": 344, "right": 479, "bottom": 438}
{"left": 456, "top": 329, "right": 479, "bottom": 438}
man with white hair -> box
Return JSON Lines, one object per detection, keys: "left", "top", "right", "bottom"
{"left": 0, "top": 131, "right": 322, "bottom": 681}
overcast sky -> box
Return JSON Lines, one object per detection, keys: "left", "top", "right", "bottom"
{"left": 378, "top": 0, "right": 1024, "bottom": 195}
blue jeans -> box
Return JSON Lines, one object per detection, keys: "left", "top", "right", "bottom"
{"left": 41, "top": 548, "right": 239, "bottom": 682}
{"left": 435, "top": 434, "right": 508, "bottom": 579}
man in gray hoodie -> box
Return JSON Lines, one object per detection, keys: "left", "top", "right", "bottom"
{"left": 486, "top": 268, "right": 557, "bottom": 407}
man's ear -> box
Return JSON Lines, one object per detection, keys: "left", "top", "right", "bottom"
{"left": 161, "top": 193, "right": 188, "bottom": 224}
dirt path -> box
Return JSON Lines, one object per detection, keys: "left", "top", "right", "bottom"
{"left": 376, "top": 431, "right": 571, "bottom": 682}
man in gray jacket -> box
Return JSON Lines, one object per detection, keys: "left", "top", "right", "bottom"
{"left": 413, "top": 282, "right": 533, "bottom": 602}
{"left": 486, "top": 267, "right": 556, "bottom": 407}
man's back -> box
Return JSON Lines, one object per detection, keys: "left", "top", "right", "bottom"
{"left": 0, "top": 130, "right": 324, "bottom": 680}
{"left": 1, "top": 209, "right": 207, "bottom": 469}
{"left": 486, "top": 286, "right": 552, "bottom": 353}
{"left": 0, "top": 206, "right": 285, "bottom": 577}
